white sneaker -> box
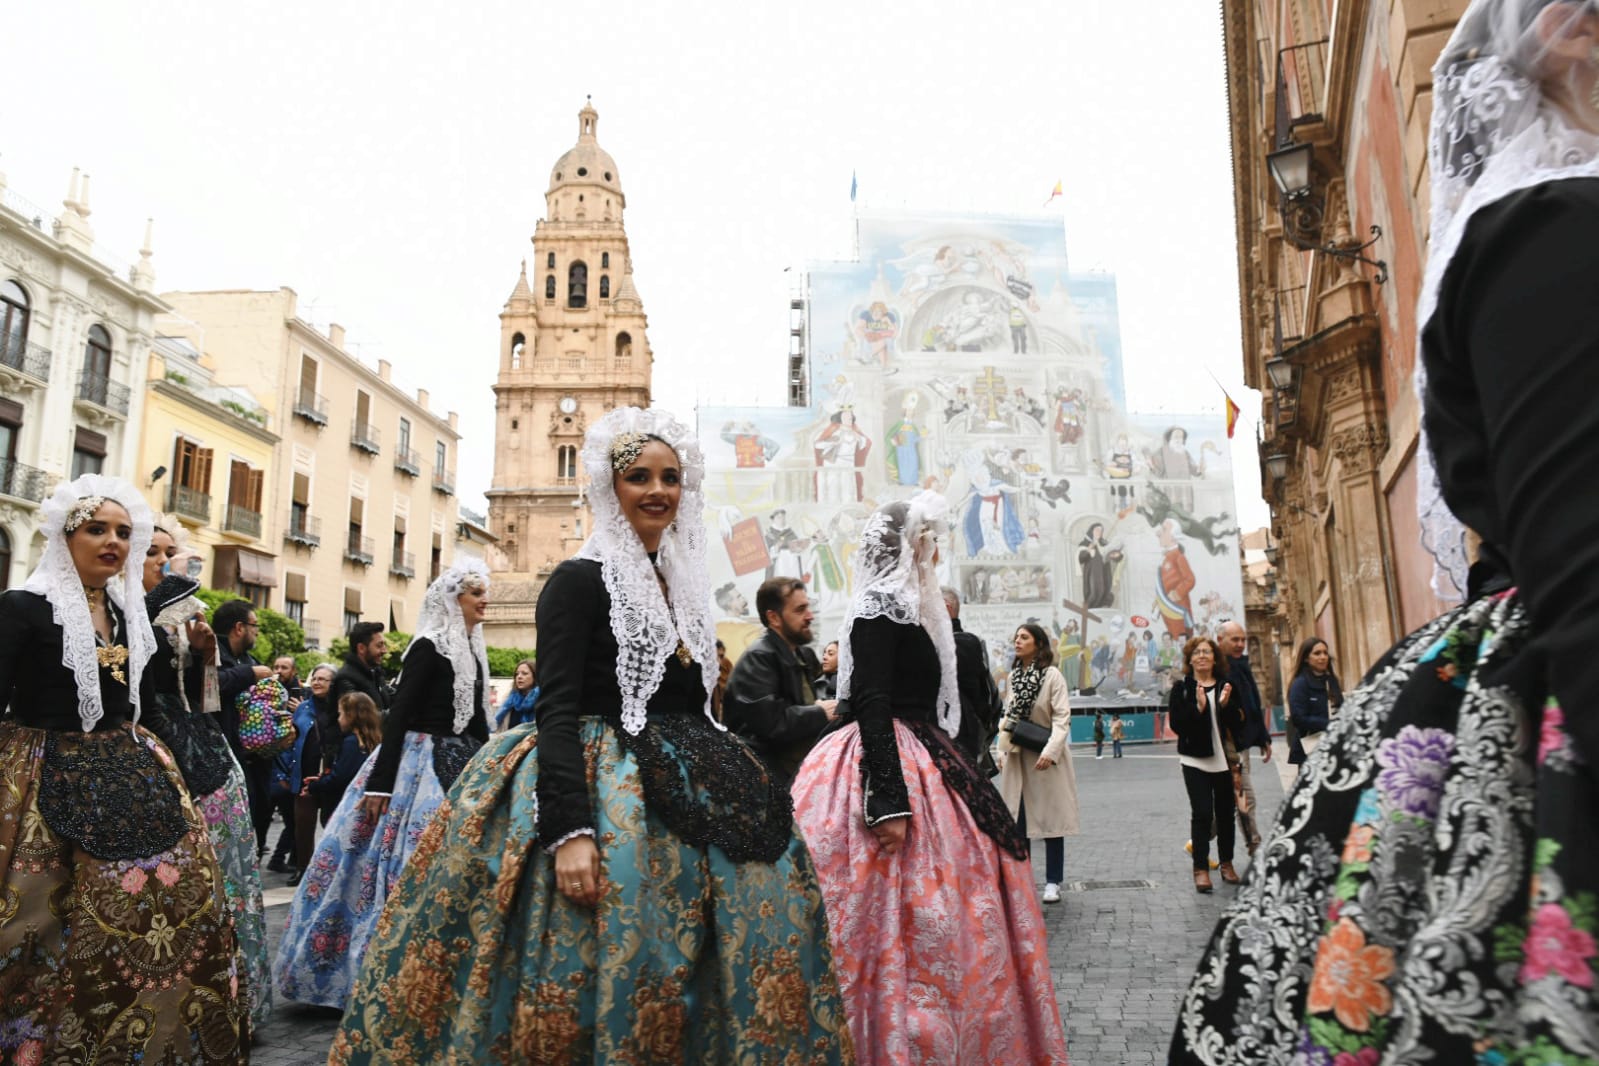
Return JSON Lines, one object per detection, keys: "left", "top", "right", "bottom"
{"left": 1096, "top": 754, "right": 1104, "bottom": 760}
{"left": 1041, "top": 883, "right": 1061, "bottom": 903}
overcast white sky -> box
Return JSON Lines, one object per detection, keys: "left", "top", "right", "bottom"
{"left": 6, "top": 0, "right": 1267, "bottom": 531}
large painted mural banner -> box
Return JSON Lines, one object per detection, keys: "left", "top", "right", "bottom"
{"left": 698, "top": 212, "right": 1243, "bottom": 705}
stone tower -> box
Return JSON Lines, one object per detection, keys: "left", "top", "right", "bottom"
{"left": 485, "top": 100, "right": 653, "bottom": 645}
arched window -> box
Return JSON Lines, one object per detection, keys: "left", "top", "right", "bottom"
{"left": 545, "top": 274, "right": 556, "bottom": 300}
{"left": 510, "top": 332, "right": 525, "bottom": 369}
{"left": 568, "top": 262, "right": 587, "bottom": 309}
{"left": 84, "top": 324, "right": 112, "bottom": 380}
{"left": 601, "top": 252, "right": 610, "bottom": 269}
{"left": 599, "top": 275, "right": 610, "bottom": 300}
{"left": 546, "top": 252, "right": 555, "bottom": 269}
{"left": 1, "top": 280, "right": 29, "bottom": 361}
{"left": 557, "top": 444, "right": 578, "bottom": 482}
{"left": 615, "top": 332, "right": 632, "bottom": 361}
{"left": 0, "top": 527, "right": 10, "bottom": 591}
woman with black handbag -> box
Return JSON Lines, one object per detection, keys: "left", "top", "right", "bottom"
{"left": 1167, "top": 635, "right": 1239, "bottom": 893}
{"left": 998, "top": 621, "right": 1080, "bottom": 904}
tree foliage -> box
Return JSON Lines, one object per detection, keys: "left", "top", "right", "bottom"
{"left": 194, "top": 587, "right": 304, "bottom": 663}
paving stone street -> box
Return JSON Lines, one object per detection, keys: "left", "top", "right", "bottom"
{"left": 249, "top": 738, "right": 1291, "bottom": 1065}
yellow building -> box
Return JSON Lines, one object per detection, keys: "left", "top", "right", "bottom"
{"left": 136, "top": 334, "right": 279, "bottom": 598}
{"left": 157, "top": 290, "right": 462, "bottom": 650}
{"left": 484, "top": 100, "right": 653, "bottom": 646}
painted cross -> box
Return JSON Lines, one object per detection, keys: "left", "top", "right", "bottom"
{"left": 973, "top": 366, "right": 1007, "bottom": 421}
{"left": 1058, "top": 597, "right": 1103, "bottom": 641}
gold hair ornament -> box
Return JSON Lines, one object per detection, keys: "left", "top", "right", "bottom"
{"left": 610, "top": 431, "right": 652, "bottom": 472}
{"left": 65, "top": 496, "right": 107, "bottom": 533}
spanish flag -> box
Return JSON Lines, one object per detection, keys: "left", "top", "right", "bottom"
{"left": 1224, "top": 389, "right": 1242, "bottom": 439}
{"left": 1043, "top": 180, "right": 1063, "bottom": 206}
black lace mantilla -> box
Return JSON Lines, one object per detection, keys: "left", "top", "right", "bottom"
{"left": 39, "top": 728, "right": 189, "bottom": 860}
{"left": 615, "top": 712, "right": 796, "bottom": 865}
{"left": 431, "top": 733, "right": 483, "bottom": 793}
{"left": 142, "top": 693, "right": 235, "bottom": 797}
{"left": 902, "top": 720, "right": 1029, "bottom": 862}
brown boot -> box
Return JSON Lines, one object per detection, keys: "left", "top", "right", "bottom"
{"left": 1193, "top": 868, "right": 1213, "bottom": 893}
{"left": 1218, "top": 861, "right": 1240, "bottom": 885}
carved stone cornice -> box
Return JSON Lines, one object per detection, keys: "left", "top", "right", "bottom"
{"left": 1330, "top": 421, "right": 1390, "bottom": 477}
{"left": 1279, "top": 312, "right": 1383, "bottom": 443}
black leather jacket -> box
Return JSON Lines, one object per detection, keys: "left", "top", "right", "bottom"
{"left": 724, "top": 629, "right": 829, "bottom": 782}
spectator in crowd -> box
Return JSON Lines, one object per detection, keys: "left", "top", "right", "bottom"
{"left": 724, "top": 577, "right": 836, "bottom": 783}
{"left": 273, "top": 655, "right": 303, "bottom": 703}
{"left": 493, "top": 658, "right": 539, "bottom": 731}
{"left": 1286, "top": 637, "right": 1341, "bottom": 767}
{"left": 214, "top": 598, "right": 275, "bottom": 852}
{"left": 333, "top": 621, "right": 394, "bottom": 712}
{"left": 998, "top": 621, "right": 1080, "bottom": 904}
{"left": 301, "top": 691, "right": 381, "bottom": 824}
{"left": 1168, "top": 635, "right": 1238, "bottom": 893}
{"left": 816, "top": 639, "right": 840, "bottom": 699}
{"left": 1093, "top": 711, "right": 1106, "bottom": 759}
{"left": 1217, "top": 620, "right": 1270, "bottom": 854}
{"left": 1110, "top": 711, "right": 1126, "bottom": 758}
{"left": 942, "top": 586, "right": 1002, "bottom": 771}
{"left": 713, "top": 638, "right": 733, "bottom": 720}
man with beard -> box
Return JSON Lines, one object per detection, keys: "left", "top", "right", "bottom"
{"left": 332, "top": 620, "right": 395, "bottom": 712}
{"left": 724, "top": 578, "right": 837, "bottom": 784}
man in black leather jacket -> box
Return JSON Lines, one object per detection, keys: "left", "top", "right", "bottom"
{"left": 333, "top": 620, "right": 395, "bottom": 715}
{"left": 214, "top": 598, "right": 274, "bottom": 851}
{"left": 725, "top": 578, "right": 836, "bottom": 783}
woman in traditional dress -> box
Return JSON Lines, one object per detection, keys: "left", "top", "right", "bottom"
{"left": 0, "top": 474, "right": 244, "bottom": 1062}
{"left": 272, "top": 559, "right": 491, "bottom": 1009}
{"left": 141, "top": 524, "right": 272, "bottom": 1030}
{"left": 331, "top": 406, "right": 851, "bottom": 1064}
{"left": 998, "top": 621, "right": 1080, "bottom": 906}
{"left": 1172, "top": 3, "right": 1599, "bottom": 1060}
{"left": 793, "top": 491, "right": 1068, "bottom": 1064}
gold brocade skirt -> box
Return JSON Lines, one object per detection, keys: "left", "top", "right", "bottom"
{"left": 0, "top": 720, "right": 245, "bottom": 1064}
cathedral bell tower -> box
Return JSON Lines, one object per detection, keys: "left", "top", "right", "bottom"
{"left": 485, "top": 99, "right": 653, "bottom": 644}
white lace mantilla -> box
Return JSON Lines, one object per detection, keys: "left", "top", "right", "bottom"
{"left": 1415, "top": 10, "right": 1599, "bottom": 601}
{"left": 22, "top": 474, "right": 157, "bottom": 731}
{"left": 575, "top": 407, "right": 721, "bottom": 737}
{"left": 407, "top": 558, "right": 493, "bottom": 735}
{"left": 837, "top": 490, "right": 960, "bottom": 737}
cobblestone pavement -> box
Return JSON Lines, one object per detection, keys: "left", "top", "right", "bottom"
{"left": 248, "top": 738, "right": 1290, "bottom": 1064}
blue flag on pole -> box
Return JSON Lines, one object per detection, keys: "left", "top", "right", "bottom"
{"left": 850, "top": 170, "right": 857, "bottom": 202}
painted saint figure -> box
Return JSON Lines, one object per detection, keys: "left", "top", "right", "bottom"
{"left": 961, "top": 449, "right": 1026, "bottom": 558}
{"left": 886, "top": 393, "right": 925, "bottom": 487}
{"left": 814, "top": 407, "right": 872, "bottom": 504}
{"left": 1077, "top": 522, "right": 1122, "bottom": 609}
{"left": 1154, "top": 519, "right": 1197, "bottom": 639}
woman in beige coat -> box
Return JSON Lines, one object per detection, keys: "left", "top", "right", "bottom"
{"left": 998, "top": 621, "right": 1081, "bottom": 903}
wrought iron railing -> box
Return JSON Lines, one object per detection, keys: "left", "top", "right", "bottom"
{"left": 0, "top": 334, "right": 51, "bottom": 382}
{"left": 350, "top": 421, "right": 381, "bottom": 454}
{"left": 77, "top": 372, "right": 130, "bottom": 415}
{"left": 432, "top": 467, "right": 455, "bottom": 496}
{"left": 344, "top": 532, "right": 375, "bottom": 566}
{"left": 292, "top": 387, "right": 328, "bottom": 426}
{"left": 0, "top": 457, "right": 51, "bottom": 503}
{"left": 167, "top": 484, "right": 211, "bottom": 522}
{"left": 224, "top": 504, "right": 262, "bottom": 538}
{"left": 285, "top": 510, "right": 321, "bottom": 548}
{"left": 393, "top": 446, "right": 420, "bottom": 476}
{"left": 389, "top": 550, "right": 415, "bottom": 579}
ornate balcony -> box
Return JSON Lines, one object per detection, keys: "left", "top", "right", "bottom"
{"left": 167, "top": 484, "right": 211, "bottom": 523}
{"left": 393, "top": 446, "right": 420, "bottom": 477}
{"left": 0, "top": 458, "right": 51, "bottom": 504}
{"left": 292, "top": 388, "right": 328, "bottom": 426}
{"left": 389, "top": 550, "right": 415, "bottom": 580}
{"left": 431, "top": 467, "right": 455, "bottom": 496}
{"left": 0, "top": 334, "right": 51, "bottom": 388}
{"left": 224, "top": 504, "right": 262, "bottom": 539}
{"left": 350, "top": 421, "right": 381, "bottom": 455}
{"left": 344, "top": 532, "right": 375, "bottom": 567}
{"left": 76, "top": 372, "right": 130, "bottom": 418}
{"left": 285, "top": 510, "right": 321, "bottom": 548}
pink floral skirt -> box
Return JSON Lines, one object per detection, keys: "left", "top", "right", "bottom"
{"left": 793, "top": 721, "right": 1068, "bottom": 1064}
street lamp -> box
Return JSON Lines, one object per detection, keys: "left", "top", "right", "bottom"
{"left": 1266, "top": 142, "right": 1315, "bottom": 201}
{"left": 1264, "top": 544, "right": 1280, "bottom": 567}
{"left": 1265, "top": 452, "right": 1291, "bottom": 483}
{"left": 1264, "top": 356, "right": 1295, "bottom": 390}
{"left": 1266, "top": 139, "right": 1389, "bottom": 284}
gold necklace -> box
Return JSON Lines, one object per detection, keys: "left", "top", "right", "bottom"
{"left": 85, "top": 585, "right": 105, "bottom": 610}
{"left": 655, "top": 568, "right": 695, "bottom": 668}
{"left": 95, "top": 639, "right": 129, "bottom": 685}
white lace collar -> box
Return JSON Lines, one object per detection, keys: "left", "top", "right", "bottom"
{"left": 22, "top": 474, "right": 157, "bottom": 731}
{"left": 407, "top": 559, "right": 492, "bottom": 735}
{"left": 575, "top": 407, "right": 722, "bottom": 736}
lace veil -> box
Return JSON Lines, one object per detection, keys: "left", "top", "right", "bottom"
{"left": 406, "top": 558, "right": 492, "bottom": 735}
{"left": 1417, "top": 0, "right": 1599, "bottom": 598}
{"left": 22, "top": 474, "right": 157, "bottom": 730}
{"left": 575, "top": 406, "right": 721, "bottom": 736}
{"left": 836, "top": 490, "right": 961, "bottom": 737}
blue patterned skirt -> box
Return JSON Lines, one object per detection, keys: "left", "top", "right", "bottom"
{"left": 271, "top": 732, "right": 453, "bottom": 1009}
{"left": 330, "top": 718, "right": 853, "bottom": 1064}
{"left": 191, "top": 759, "right": 272, "bottom": 1031}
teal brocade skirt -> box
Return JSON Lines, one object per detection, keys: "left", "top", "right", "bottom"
{"left": 331, "top": 718, "right": 854, "bottom": 1065}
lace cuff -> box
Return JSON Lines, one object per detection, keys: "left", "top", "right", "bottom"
{"left": 362, "top": 791, "right": 392, "bottom": 798}
{"left": 858, "top": 713, "right": 911, "bottom": 825}
{"left": 536, "top": 790, "right": 596, "bottom": 852}
{"left": 542, "top": 827, "right": 596, "bottom": 855}
{"left": 863, "top": 772, "right": 912, "bottom": 827}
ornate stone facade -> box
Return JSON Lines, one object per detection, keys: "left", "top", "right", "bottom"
{"left": 1225, "top": 0, "right": 1468, "bottom": 694}
{"left": 484, "top": 102, "right": 652, "bottom": 646}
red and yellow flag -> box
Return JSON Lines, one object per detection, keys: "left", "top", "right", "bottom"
{"left": 1224, "top": 390, "right": 1242, "bottom": 439}
{"left": 1043, "top": 180, "right": 1063, "bottom": 206}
